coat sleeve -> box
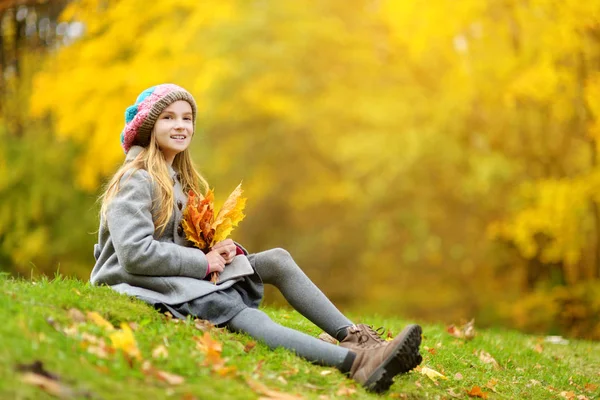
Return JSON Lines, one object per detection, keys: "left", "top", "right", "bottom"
{"left": 106, "top": 169, "right": 209, "bottom": 278}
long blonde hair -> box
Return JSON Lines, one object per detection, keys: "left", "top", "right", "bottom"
{"left": 100, "top": 132, "right": 209, "bottom": 236}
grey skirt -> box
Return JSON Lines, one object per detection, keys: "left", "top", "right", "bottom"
{"left": 156, "top": 253, "right": 264, "bottom": 326}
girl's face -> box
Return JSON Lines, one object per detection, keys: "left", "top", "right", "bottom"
{"left": 154, "top": 100, "right": 194, "bottom": 165}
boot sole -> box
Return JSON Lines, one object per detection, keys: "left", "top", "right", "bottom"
{"left": 363, "top": 324, "right": 423, "bottom": 393}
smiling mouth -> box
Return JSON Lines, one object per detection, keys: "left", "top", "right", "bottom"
{"left": 170, "top": 135, "right": 186, "bottom": 140}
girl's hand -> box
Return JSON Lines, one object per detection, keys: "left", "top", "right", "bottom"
{"left": 205, "top": 250, "right": 226, "bottom": 274}
{"left": 211, "top": 239, "right": 237, "bottom": 264}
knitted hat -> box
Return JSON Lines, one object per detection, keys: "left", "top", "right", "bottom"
{"left": 120, "top": 83, "right": 197, "bottom": 153}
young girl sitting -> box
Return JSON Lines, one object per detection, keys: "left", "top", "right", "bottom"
{"left": 91, "top": 83, "right": 422, "bottom": 393}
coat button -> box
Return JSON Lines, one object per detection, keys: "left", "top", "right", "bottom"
{"left": 177, "top": 200, "right": 183, "bottom": 210}
{"left": 177, "top": 223, "right": 184, "bottom": 237}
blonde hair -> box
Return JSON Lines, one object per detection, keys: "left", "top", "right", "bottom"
{"left": 100, "top": 131, "right": 209, "bottom": 236}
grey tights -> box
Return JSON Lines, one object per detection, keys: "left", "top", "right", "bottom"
{"left": 227, "top": 248, "right": 354, "bottom": 370}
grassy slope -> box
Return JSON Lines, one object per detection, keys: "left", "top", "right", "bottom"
{"left": 1, "top": 275, "right": 599, "bottom": 400}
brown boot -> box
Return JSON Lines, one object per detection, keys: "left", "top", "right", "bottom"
{"left": 339, "top": 324, "right": 387, "bottom": 351}
{"left": 346, "top": 324, "right": 422, "bottom": 393}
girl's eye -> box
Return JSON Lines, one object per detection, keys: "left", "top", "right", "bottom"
{"left": 162, "top": 115, "right": 172, "bottom": 119}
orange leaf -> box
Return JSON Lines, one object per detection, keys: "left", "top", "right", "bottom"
{"left": 244, "top": 341, "right": 257, "bottom": 353}
{"left": 467, "top": 386, "right": 488, "bottom": 399}
{"left": 194, "top": 332, "right": 223, "bottom": 367}
{"left": 182, "top": 190, "right": 215, "bottom": 251}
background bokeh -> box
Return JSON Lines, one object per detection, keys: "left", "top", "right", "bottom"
{"left": 1, "top": 0, "right": 600, "bottom": 339}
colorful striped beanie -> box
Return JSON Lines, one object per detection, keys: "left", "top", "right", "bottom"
{"left": 120, "top": 83, "right": 197, "bottom": 153}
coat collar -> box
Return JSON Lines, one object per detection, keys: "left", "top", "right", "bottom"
{"left": 126, "top": 145, "right": 178, "bottom": 180}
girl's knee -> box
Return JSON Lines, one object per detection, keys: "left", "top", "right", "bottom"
{"left": 264, "top": 248, "right": 292, "bottom": 263}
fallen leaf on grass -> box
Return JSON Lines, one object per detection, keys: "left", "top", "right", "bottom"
{"left": 534, "top": 343, "right": 544, "bottom": 353}
{"left": 67, "top": 308, "right": 86, "bottom": 323}
{"left": 420, "top": 366, "right": 447, "bottom": 382}
{"left": 16, "top": 361, "right": 74, "bottom": 398}
{"left": 318, "top": 332, "right": 338, "bottom": 345}
{"left": 585, "top": 383, "right": 598, "bottom": 392}
{"left": 486, "top": 378, "right": 498, "bottom": 392}
{"left": 194, "top": 318, "right": 216, "bottom": 332}
{"left": 193, "top": 332, "right": 237, "bottom": 376}
{"left": 447, "top": 388, "right": 462, "bottom": 398}
{"left": 109, "top": 322, "right": 142, "bottom": 361}
{"left": 142, "top": 361, "right": 185, "bottom": 385}
{"left": 194, "top": 332, "right": 223, "bottom": 366}
{"left": 20, "top": 373, "right": 70, "bottom": 398}
{"left": 62, "top": 324, "right": 79, "bottom": 337}
{"left": 152, "top": 344, "right": 169, "bottom": 359}
{"left": 86, "top": 311, "right": 114, "bottom": 331}
{"left": 336, "top": 385, "right": 356, "bottom": 396}
{"left": 246, "top": 378, "right": 303, "bottom": 399}
{"left": 477, "top": 350, "right": 501, "bottom": 370}
{"left": 466, "top": 386, "right": 488, "bottom": 398}
{"left": 447, "top": 319, "right": 476, "bottom": 340}
{"left": 560, "top": 391, "right": 576, "bottom": 400}
{"left": 320, "top": 370, "right": 333, "bottom": 376}
{"left": 244, "top": 341, "right": 257, "bottom": 353}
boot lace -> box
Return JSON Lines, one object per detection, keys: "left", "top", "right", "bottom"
{"left": 348, "top": 324, "right": 387, "bottom": 346}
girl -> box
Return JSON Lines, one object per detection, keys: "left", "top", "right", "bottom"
{"left": 91, "top": 83, "right": 422, "bottom": 393}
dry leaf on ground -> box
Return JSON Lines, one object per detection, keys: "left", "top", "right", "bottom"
{"left": 142, "top": 361, "right": 185, "bottom": 385}
{"left": 152, "top": 345, "right": 169, "bottom": 359}
{"left": 246, "top": 378, "right": 303, "bottom": 399}
{"left": 585, "top": 383, "right": 598, "bottom": 392}
{"left": 318, "top": 332, "right": 338, "bottom": 345}
{"left": 194, "top": 318, "right": 216, "bottom": 332}
{"left": 534, "top": 343, "right": 544, "bottom": 353}
{"left": 477, "top": 350, "right": 501, "bottom": 369}
{"left": 244, "top": 341, "right": 257, "bottom": 353}
{"left": 16, "top": 361, "right": 76, "bottom": 398}
{"left": 447, "top": 319, "right": 476, "bottom": 340}
{"left": 67, "top": 308, "right": 86, "bottom": 323}
{"left": 336, "top": 385, "right": 357, "bottom": 396}
{"left": 194, "top": 332, "right": 223, "bottom": 366}
{"left": 420, "top": 366, "right": 448, "bottom": 382}
{"left": 86, "top": 311, "right": 115, "bottom": 331}
{"left": 467, "top": 386, "right": 488, "bottom": 398}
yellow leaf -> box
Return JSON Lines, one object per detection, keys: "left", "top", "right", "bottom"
{"left": 86, "top": 311, "right": 114, "bottom": 331}
{"left": 420, "top": 366, "right": 448, "bottom": 382}
{"left": 109, "top": 322, "right": 142, "bottom": 360}
{"left": 212, "top": 183, "right": 246, "bottom": 244}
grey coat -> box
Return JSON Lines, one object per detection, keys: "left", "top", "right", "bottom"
{"left": 90, "top": 145, "right": 251, "bottom": 305}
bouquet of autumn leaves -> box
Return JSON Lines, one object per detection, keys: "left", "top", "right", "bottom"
{"left": 181, "top": 183, "right": 246, "bottom": 284}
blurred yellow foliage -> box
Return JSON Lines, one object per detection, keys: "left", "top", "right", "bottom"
{"left": 0, "top": 0, "right": 598, "bottom": 338}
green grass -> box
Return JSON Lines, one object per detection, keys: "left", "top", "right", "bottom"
{"left": 1, "top": 274, "right": 599, "bottom": 400}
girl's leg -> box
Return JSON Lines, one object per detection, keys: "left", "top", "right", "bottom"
{"left": 227, "top": 308, "right": 354, "bottom": 372}
{"left": 252, "top": 248, "right": 353, "bottom": 341}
